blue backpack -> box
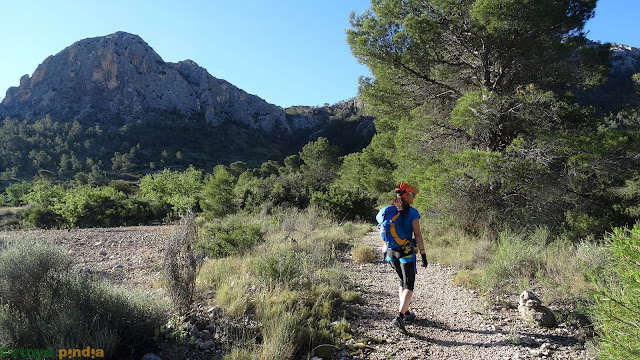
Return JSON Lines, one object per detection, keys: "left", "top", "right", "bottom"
{"left": 376, "top": 205, "right": 411, "bottom": 251}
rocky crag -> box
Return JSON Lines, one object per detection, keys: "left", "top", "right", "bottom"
{"left": 0, "top": 32, "right": 372, "bottom": 140}
{"left": 576, "top": 42, "right": 640, "bottom": 112}
{"left": 610, "top": 43, "right": 640, "bottom": 74}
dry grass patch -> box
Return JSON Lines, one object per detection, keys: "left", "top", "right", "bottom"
{"left": 424, "top": 226, "right": 492, "bottom": 270}
{"left": 351, "top": 244, "right": 377, "bottom": 264}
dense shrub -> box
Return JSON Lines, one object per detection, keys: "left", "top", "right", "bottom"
{"left": 200, "top": 166, "right": 237, "bottom": 218}
{"left": 139, "top": 167, "right": 204, "bottom": 217}
{"left": 52, "top": 185, "right": 126, "bottom": 227}
{"left": 3, "top": 181, "right": 32, "bottom": 206}
{"left": 15, "top": 177, "right": 171, "bottom": 228}
{"left": 108, "top": 179, "right": 138, "bottom": 195}
{"left": 269, "top": 173, "right": 312, "bottom": 209}
{"left": 20, "top": 205, "right": 60, "bottom": 228}
{"left": 0, "top": 240, "right": 168, "bottom": 355}
{"left": 590, "top": 225, "right": 640, "bottom": 360}
{"left": 197, "top": 216, "right": 264, "bottom": 258}
{"left": 19, "top": 184, "right": 160, "bottom": 228}
{"left": 20, "top": 180, "right": 64, "bottom": 208}
{"left": 310, "top": 187, "right": 376, "bottom": 221}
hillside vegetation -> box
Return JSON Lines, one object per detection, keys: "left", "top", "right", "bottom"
{"left": 0, "top": 99, "right": 373, "bottom": 184}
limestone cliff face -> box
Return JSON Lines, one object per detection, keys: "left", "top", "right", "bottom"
{"left": 1, "top": 32, "right": 290, "bottom": 133}
{"left": 610, "top": 44, "right": 640, "bottom": 74}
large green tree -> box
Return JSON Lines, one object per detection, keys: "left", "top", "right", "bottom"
{"left": 348, "top": 0, "right": 602, "bottom": 121}
{"left": 346, "top": 0, "right": 638, "bottom": 236}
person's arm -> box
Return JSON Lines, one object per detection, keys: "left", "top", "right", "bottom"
{"left": 412, "top": 218, "right": 428, "bottom": 267}
{"left": 412, "top": 219, "right": 425, "bottom": 254}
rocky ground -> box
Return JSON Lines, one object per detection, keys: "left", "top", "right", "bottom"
{"left": 0, "top": 226, "right": 597, "bottom": 359}
{"left": 0, "top": 226, "right": 174, "bottom": 288}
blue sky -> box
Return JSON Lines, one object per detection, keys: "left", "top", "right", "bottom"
{"left": 0, "top": 1, "right": 638, "bottom": 108}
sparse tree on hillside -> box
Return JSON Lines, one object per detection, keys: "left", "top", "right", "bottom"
{"left": 229, "top": 161, "right": 248, "bottom": 178}
{"left": 300, "top": 137, "right": 341, "bottom": 187}
{"left": 200, "top": 165, "right": 237, "bottom": 218}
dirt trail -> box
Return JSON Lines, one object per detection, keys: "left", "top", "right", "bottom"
{"left": 344, "top": 232, "right": 594, "bottom": 360}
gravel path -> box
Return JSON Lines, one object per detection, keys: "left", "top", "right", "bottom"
{"left": 343, "top": 232, "right": 595, "bottom": 360}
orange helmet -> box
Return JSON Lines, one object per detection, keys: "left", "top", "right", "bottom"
{"left": 397, "top": 183, "right": 419, "bottom": 199}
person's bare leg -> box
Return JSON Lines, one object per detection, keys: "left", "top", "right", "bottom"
{"left": 399, "top": 289, "right": 413, "bottom": 313}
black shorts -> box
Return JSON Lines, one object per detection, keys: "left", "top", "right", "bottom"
{"left": 386, "top": 248, "right": 416, "bottom": 291}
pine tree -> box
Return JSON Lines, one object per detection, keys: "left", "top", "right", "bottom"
{"left": 344, "top": 0, "right": 639, "bottom": 236}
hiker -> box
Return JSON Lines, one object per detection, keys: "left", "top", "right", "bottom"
{"left": 376, "top": 183, "right": 428, "bottom": 334}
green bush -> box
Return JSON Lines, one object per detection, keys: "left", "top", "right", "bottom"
{"left": 20, "top": 205, "right": 59, "bottom": 228}
{"left": 197, "top": 217, "right": 264, "bottom": 258}
{"left": 0, "top": 240, "right": 168, "bottom": 354}
{"left": 590, "top": 225, "right": 640, "bottom": 360}
{"left": 19, "top": 181, "right": 162, "bottom": 228}
{"left": 52, "top": 185, "right": 127, "bottom": 227}
{"left": 20, "top": 180, "right": 64, "bottom": 208}
{"left": 139, "top": 166, "right": 204, "bottom": 217}
{"left": 482, "top": 228, "right": 547, "bottom": 296}
{"left": 200, "top": 166, "right": 237, "bottom": 218}
{"left": 250, "top": 245, "right": 301, "bottom": 287}
{"left": 108, "top": 179, "right": 138, "bottom": 195}
{"left": 4, "top": 181, "right": 32, "bottom": 206}
{"left": 0, "top": 240, "right": 73, "bottom": 320}
{"left": 310, "top": 187, "right": 376, "bottom": 221}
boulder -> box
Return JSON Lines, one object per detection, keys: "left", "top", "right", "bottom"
{"left": 517, "top": 290, "right": 557, "bottom": 328}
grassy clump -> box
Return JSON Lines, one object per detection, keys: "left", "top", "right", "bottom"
{"left": 351, "top": 244, "right": 377, "bottom": 264}
{"left": 223, "top": 348, "right": 254, "bottom": 360}
{"left": 0, "top": 240, "right": 169, "bottom": 356}
{"left": 482, "top": 228, "right": 548, "bottom": 296}
{"left": 196, "top": 206, "right": 369, "bottom": 359}
{"left": 424, "top": 225, "right": 492, "bottom": 270}
{"left": 589, "top": 225, "right": 640, "bottom": 360}
{"left": 250, "top": 244, "right": 301, "bottom": 287}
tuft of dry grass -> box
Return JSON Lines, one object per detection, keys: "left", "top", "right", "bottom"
{"left": 351, "top": 244, "right": 377, "bottom": 264}
{"left": 424, "top": 225, "right": 492, "bottom": 270}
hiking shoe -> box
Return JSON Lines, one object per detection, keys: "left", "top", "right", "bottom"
{"left": 392, "top": 314, "right": 408, "bottom": 334}
{"left": 403, "top": 311, "right": 416, "bottom": 324}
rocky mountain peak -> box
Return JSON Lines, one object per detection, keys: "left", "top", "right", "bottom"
{"left": 1, "top": 32, "right": 290, "bottom": 133}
